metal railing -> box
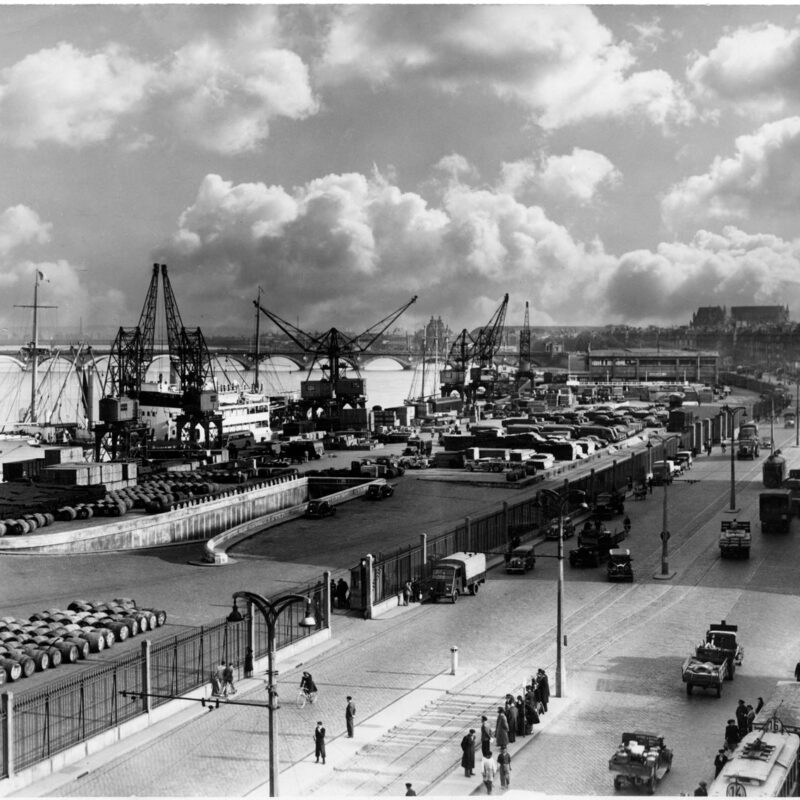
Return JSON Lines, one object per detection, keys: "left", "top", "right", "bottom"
{"left": 3, "top": 577, "right": 328, "bottom": 777}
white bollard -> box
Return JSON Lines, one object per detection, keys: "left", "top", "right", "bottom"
{"left": 450, "top": 645, "right": 459, "bottom": 675}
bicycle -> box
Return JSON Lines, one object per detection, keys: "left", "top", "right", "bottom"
{"left": 296, "top": 689, "right": 318, "bottom": 708}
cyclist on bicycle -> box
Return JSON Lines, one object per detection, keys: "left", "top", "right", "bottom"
{"left": 300, "top": 671, "right": 317, "bottom": 699}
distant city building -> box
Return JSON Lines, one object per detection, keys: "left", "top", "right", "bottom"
{"left": 691, "top": 306, "right": 726, "bottom": 329}
{"left": 730, "top": 305, "right": 789, "bottom": 327}
{"left": 583, "top": 348, "right": 719, "bottom": 384}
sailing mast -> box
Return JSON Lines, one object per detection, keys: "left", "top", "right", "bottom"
{"left": 253, "top": 286, "right": 262, "bottom": 393}
{"left": 14, "top": 271, "right": 56, "bottom": 424}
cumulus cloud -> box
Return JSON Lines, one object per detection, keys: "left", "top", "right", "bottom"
{"left": 688, "top": 22, "right": 800, "bottom": 117}
{"left": 0, "top": 15, "right": 317, "bottom": 153}
{"left": 0, "top": 43, "right": 154, "bottom": 148}
{"left": 0, "top": 205, "right": 51, "bottom": 259}
{"left": 499, "top": 149, "right": 620, "bottom": 205}
{"left": 661, "top": 116, "right": 800, "bottom": 234}
{"left": 606, "top": 227, "right": 800, "bottom": 322}
{"left": 156, "top": 164, "right": 622, "bottom": 331}
{"left": 318, "top": 5, "right": 694, "bottom": 130}
{"left": 156, "top": 38, "right": 317, "bottom": 155}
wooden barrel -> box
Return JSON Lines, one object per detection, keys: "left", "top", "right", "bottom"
{"left": 81, "top": 630, "right": 105, "bottom": 652}
{"left": 0, "top": 658, "right": 23, "bottom": 681}
{"left": 57, "top": 506, "right": 77, "bottom": 521}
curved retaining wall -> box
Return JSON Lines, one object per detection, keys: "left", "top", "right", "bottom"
{"left": 0, "top": 475, "right": 308, "bottom": 554}
{"left": 204, "top": 477, "right": 380, "bottom": 564}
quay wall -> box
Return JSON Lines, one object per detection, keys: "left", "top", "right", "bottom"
{"left": 0, "top": 475, "right": 308, "bottom": 555}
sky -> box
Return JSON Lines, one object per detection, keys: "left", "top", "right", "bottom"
{"left": 2, "top": 3, "right": 800, "bottom": 338}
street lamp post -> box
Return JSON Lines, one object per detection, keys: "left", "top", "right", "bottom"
{"left": 227, "top": 592, "right": 316, "bottom": 797}
{"left": 722, "top": 405, "right": 746, "bottom": 512}
{"left": 538, "top": 487, "right": 587, "bottom": 699}
{"left": 648, "top": 434, "right": 676, "bottom": 577}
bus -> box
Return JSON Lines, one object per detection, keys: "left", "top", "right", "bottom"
{"left": 710, "top": 681, "right": 800, "bottom": 796}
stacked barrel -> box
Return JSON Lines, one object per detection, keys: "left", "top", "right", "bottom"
{"left": 0, "top": 598, "right": 167, "bottom": 683}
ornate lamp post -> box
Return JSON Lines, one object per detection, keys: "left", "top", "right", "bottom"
{"left": 227, "top": 592, "right": 316, "bottom": 797}
{"left": 722, "top": 405, "right": 747, "bottom": 512}
{"left": 538, "top": 487, "right": 587, "bottom": 698}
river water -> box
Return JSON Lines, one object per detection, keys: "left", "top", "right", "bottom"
{"left": 0, "top": 354, "right": 432, "bottom": 430}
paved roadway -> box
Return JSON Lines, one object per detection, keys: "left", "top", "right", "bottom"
{"left": 8, "top": 418, "right": 800, "bottom": 797}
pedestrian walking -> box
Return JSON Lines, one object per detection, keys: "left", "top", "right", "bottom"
{"left": 337, "top": 578, "right": 350, "bottom": 609}
{"left": 345, "top": 695, "right": 356, "bottom": 737}
{"left": 221, "top": 661, "right": 236, "bottom": 696}
{"left": 481, "top": 751, "right": 496, "bottom": 795}
{"left": 756, "top": 696, "right": 764, "bottom": 714}
{"left": 725, "top": 718, "right": 740, "bottom": 750}
{"left": 244, "top": 647, "right": 253, "bottom": 678}
{"left": 623, "top": 515, "right": 631, "bottom": 534}
{"left": 480, "top": 715, "right": 492, "bottom": 757}
{"left": 497, "top": 745, "right": 511, "bottom": 789}
{"left": 647, "top": 475, "right": 653, "bottom": 494}
{"left": 746, "top": 704, "right": 755, "bottom": 732}
{"left": 404, "top": 783, "right": 416, "bottom": 796}
{"left": 313, "top": 721, "right": 326, "bottom": 764}
{"left": 460, "top": 729, "right": 476, "bottom": 776}
{"left": 402, "top": 580, "right": 412, "bottom": 606}
{"left": 210, "top": 668, "right": 222, "bottom": 697}
{"left": 537, "top": 668, "right": 550, "bottom": 713}
{"left": 694, "top": 780, "right": 708, "bottom": 796}
{"left": 714, "top": 748, "right": 728, "bottom": 777}
{"left": 494, "top": 706, "right": 509, "bottom": 748}
{"left": 505, "top": 700, "right": 517, "bottom": 744}
{"left": 736, "top": 699, "right": 748, "bottom": 737}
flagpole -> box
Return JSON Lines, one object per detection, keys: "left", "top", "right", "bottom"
{"left": 30, "top": 271, "right": 40, "bottom": 423}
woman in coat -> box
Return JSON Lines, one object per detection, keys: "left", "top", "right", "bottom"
{"left": 515, "top": 695, "right": 526, "bottom": 736}
{"left": 460, "top": 729, "right": 476, "bottom": 776}
{"left": 495, "top": 707, "right": 510, "bottom": 748}
{"left": 505, "top": 701, "right": 517, "bottom": 744}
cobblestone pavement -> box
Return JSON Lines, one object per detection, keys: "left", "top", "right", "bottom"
{"left": 11, "top": 404, "right": 800, "bottom": 797}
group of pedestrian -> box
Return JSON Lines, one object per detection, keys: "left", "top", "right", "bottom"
{"left": 310, "top": 694, "right": 357, "bottom": 767}
{"left": 210, "top": 660, "right": 237, "bottom": 697}
{"left": 331, "top": 578, "right": 350, "bottom": 609}
{"left": 462, "top": 669, "right": 550, "bottom": 794}
{"left": 723, "top": 697, "right": 762, "bottom": 752}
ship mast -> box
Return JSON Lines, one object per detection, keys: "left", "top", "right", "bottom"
{"left": 15, "top": 271, "right": 56, "bottom": 424}
{"left": 253, "top": 286, "right": 262, "bottom": 393}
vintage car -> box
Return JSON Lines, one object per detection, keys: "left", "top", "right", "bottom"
{"left": 609, "top": 731, "right": 673, "bottom": 794}
{"left": 364, "top": 483, "right": 394, "bottom": 500}
{"left": 505, "top": 544, "right": 536, "bottom": 574}
{"left": 304, "top": 500, "right": 336, "bottom": 518}
{"left": 570, "top": 528, "right": 626, "bottom": 568}
{"left": 592, "top": 491, "right": 625, "bottom": 519}
{"left": 607, "top": 548, "right": 634, "bottom": 582}
{"left": 544, "top": 515, "right": 575, "bottom": 540}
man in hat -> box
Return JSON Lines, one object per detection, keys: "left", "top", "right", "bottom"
{"left": 461, "top": 728, "right": 476, "bottom": 776}
{"left": 345, "top": 695, "right": 356, "bottom": 737}
{"left": 313, "top": 721, "right": 326, "bottom": 764}
{"left": 714, "top": 748, "right": 728, "bottom": 777}
{"left": 480, "top": 714, "right": 492, "bottom": 757}
{"left": 405, "top": 783, "right": 417, "bottom": 796}
{"left": 694, "top": 780, "right": 708, "bottom": 796}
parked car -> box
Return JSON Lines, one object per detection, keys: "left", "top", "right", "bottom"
{"left": 364, "top": 483, "right": 394, "bottom": 500}
{"left": 305, "top": 500, "right": 336, "bottom": 518}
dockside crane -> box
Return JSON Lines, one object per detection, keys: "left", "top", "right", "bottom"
{"left": 95, "top": 264, "right": 160, "bottom": 460}
{"left": 440, "top": 293, "right": 509, "bottom": 406}
{"left": 517, "top": 300, "right": 533, "bottom": 388}
{"left": 160, "top": 264, "right": 222, "bottom": 444}
{"left": 254, "top": 295, "right": 417, "bottom": 430}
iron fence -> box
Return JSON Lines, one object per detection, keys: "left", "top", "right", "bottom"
{"left": 368, "top": 443, "right": 674, "bottom": 602}
{"left": 5, "top": 577, "right": 329, "bottom": 776}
